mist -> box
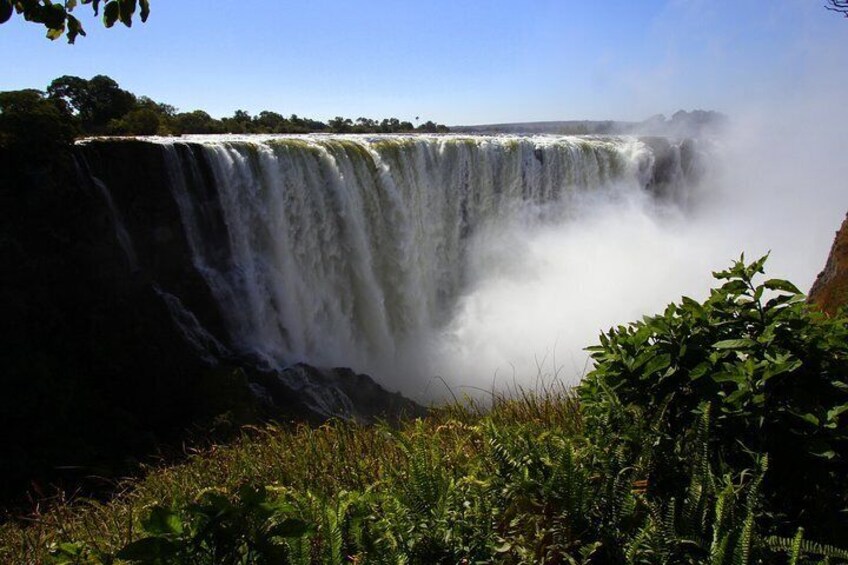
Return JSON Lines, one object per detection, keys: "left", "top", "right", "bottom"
{"left": 406, "top": 85, "right": 848, "bottom": 401}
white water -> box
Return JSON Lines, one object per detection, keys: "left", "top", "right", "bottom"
{"left": 133, "top": 133, "right": 708, "bottom": 399}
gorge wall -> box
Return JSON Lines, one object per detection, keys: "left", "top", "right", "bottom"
{"left": 809, "top": 213, "right": 848, "bottom": 315}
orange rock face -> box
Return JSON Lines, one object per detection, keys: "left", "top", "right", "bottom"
{"left": 809, "top": 213, "right": 848, "bottom": 315}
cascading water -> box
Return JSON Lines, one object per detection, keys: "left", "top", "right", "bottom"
{"left": 77, "top": 134, "right": 706, "bottom": 399}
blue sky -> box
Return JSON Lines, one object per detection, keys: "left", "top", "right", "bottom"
{"left": 1, "top": 1, "right": 846, "bottom": 125}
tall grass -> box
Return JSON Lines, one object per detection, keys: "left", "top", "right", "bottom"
{"left": 1, "top": 391, "right": 584, "bottom": 563}
{"left": 3, "top": 388, "right": 842, "bottom": 563}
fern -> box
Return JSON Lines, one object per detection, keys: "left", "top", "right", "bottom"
{"left": 709, "top": 479, "right": 737, "bottom": 565}
{"left": 790, "top": 528, "right": 805, "bottom": 565}
{"left": 732, "top": 511, "right": 755, "bottom": 565}
{"left": 767, "top": 530, "right": 848, "bottom": 561}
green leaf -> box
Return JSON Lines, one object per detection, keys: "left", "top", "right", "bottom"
{"left": 750, "top": 253, "right": 770, "bottom": 274}
{"left": 51, "top": 541, "right": 85, "bottom": 557}
{"left": 269, "top": 518, "right": 313, "bottom": 538}
{"left": 642, "top": 354, "right": 671, "bottom": 376}
{"left": 118, "top": 0, "right": 134, "bottom": 27}
{"left": 762, "top": 357, "right": 802, "bottom": 383}
{"left": 721, "top": 280, "right": 750, "bottom": 294}
{"left": 139, "top": 0, "right": 148, "bottom": 21}
{"left": 833, "top": 381, "right": 848, "bottom": 392}
{"left": 87, "top": 0, "right": 103, "bottom": 16}
{"left": 66, "top": 13, "right": 85, "bottom": 43}
{"left": 681, "top": 295, "right": 705, "bottom": 315}
{"left": 722, "top": 388, "right": 749, "bottom": 407}
{"left": 142, "top": 505, "right": 183, "bottom": 536}
{"left": 238, "top": 483, "right": 268, "bottom": 507}
{"left": 191, "top": 489, "right": 234, "bottom": 518}
{"left": 116, "top": 537, "right": 179, "bottom": 561}
{"left": 0, "top": 0, "right": 12, "bottom": 24}
{"left": 46, "top": 23, "right": 65, "bottom": 40}
{"left": 810, "top": 443, "right": 837, "bottom": 460}
{"left": 102, "top": 0, "right": 118, "bottom": 27}
{"left": 763, "top": 278, "right": 801, "bottom": 294}
{"left": 827, "top": 404, "right": 848, "bottom": 423}
{"left": 713, "top": 339, "right": 755, "bottom": 350}
{"left": 794, "top": 412, "right": 820, "bottom": 427}
{"left": 689, "top": 361, "right": 712, "bottom": 381}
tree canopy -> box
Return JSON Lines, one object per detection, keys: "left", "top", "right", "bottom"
{"left": 48, "top": 75, "right": 136, "bottom": 133}
{"left": 0, "top": 0, "right": 149, "bottom": 43}
{"left": 1, "top": 75, "right": 452, "bottom": 139}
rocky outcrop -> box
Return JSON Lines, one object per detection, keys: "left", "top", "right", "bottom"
{"left": 809, "top": 213, "right": 848, "bottom": 315}
{"left": 248, "top": 364, "right": 427, "bottom": 424}
{"left": 639, "top": 136, "right": 703, "bottom": 202}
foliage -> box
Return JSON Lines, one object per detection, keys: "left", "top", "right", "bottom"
{"left": 579, "top": 255, "right": 848, "bottom": 539}
{"left": 0, "top": 88, "right": 78, "bottom": 158}
{"left": 825, "top": 1, "right": 848, "bottom": 18}
{"left": 48, "top": 75, "right": 137, "bottom": 133}
{"left": 4, "top": 304, "right": 848, "bottom": 564}
{"left": 4, "top": 75, "right": 451, "bottom": 138}
{"left": 0, "top": 0, "right": 150, "bottom": 43}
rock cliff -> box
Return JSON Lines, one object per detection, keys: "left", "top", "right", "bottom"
{"left": 809, "top": 213, "right": 848, "bottom": 315}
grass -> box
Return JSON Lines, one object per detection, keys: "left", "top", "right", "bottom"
{"left": 0, "top": 390, "right": 584, "bottom": 563}
{"left": 2, "top": 391, "right": 847, "bottom": 563}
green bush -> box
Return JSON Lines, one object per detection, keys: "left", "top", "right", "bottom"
{"left": 578, "top": 255, "right": 848, "bottom": 539}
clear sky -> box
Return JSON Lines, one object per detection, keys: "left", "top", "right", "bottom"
{"left": 1, "top": 1, "right": 846, "bottom": 125}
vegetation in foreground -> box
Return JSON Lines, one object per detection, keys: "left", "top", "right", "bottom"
{"left": 2, "top": 256, "right": 847, "bottom": 563}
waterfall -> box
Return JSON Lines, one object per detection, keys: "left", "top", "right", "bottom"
{"left": 77, "top": 134, "right": 705, "bottom": 393}
{"left": 75, "top": 153, "right": 140, "bottom": 273}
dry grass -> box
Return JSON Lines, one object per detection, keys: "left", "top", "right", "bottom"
{"left": 0, "top": 390, "right": 582, "bottom": 563}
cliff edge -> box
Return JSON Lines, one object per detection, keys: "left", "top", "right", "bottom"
{"left": 809, "top": 213, "right": 848, "bottom": 315}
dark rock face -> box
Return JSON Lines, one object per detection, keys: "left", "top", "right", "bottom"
{"left": 809, "top": 213, "right": 848, "bottom": 315}
{"left": 249, "top": 364, "right": 427, "bottom": 424}
{"left": 639, "top": 136, "right": 703, "bottom": 202}
{"left": 1, "top": 138, "right": 255, "bottom": 501}
{"left": 76, "top": 139, "right": 425, "bottom": 424}
{"left": 0, "top": 137, "right": 425, "bottom": 504}
{"left": 77, "top": 139, "right": 230, "bottom": 346}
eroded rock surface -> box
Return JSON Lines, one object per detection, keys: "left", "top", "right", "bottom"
{"left": 809, "top": 213, "right": 848, "bottom": 315}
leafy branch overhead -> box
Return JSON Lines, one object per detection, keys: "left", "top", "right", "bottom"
{"left": 0, "top": 0, "right": 150, "bottom": 43}
{"left": 825, "top": 0, "right": 848, "bottom": 17}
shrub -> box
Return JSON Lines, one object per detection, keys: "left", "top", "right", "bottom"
{"left": 578, "top": 255, "right": 848, "bottom": 539}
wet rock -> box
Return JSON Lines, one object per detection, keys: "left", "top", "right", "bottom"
{"left": 248, "top": 363, "right": 427, "bottom": 424}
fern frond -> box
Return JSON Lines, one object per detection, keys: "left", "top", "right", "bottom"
{"left": 732, "top": 510, "right": 755, "bottom": 565}
{"left": 766, "top": 532, "right": 848, "bottom": 561}
{"left": 710, "top": 534, "right": 730, "bottom": 565}
{"left": 660, "top": 497, "right": 678, "bottom": 555}
{"left": 790, "top": 527, "right": 804, "bottom": 565}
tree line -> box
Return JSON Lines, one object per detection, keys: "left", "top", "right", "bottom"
{"left": 1, "top": 74, "right": 450, "bottom": 139}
